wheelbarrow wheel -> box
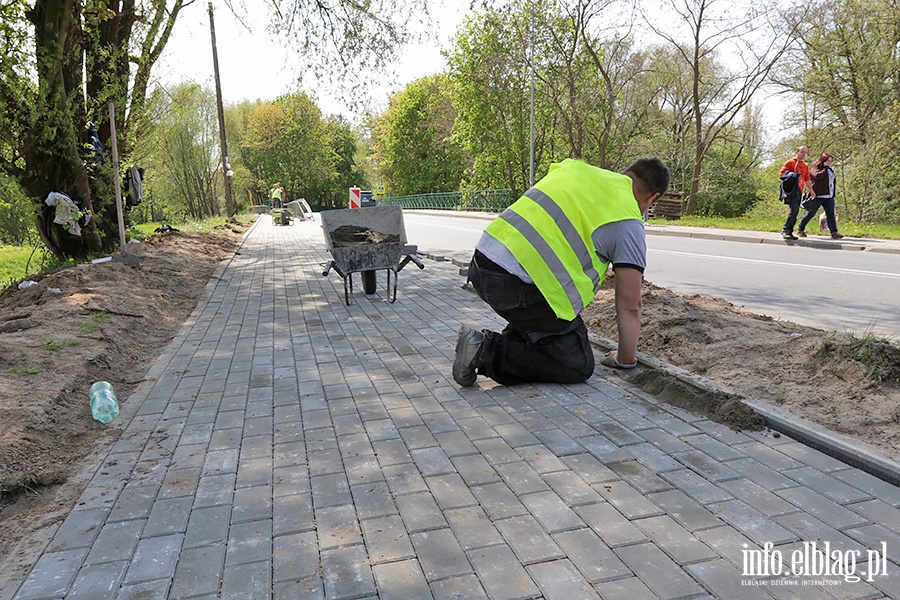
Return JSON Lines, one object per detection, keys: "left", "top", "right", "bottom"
{"left": 362, "top": 270, "right": 377, "bottom": 294}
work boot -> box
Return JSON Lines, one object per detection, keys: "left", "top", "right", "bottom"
{"left": 796, "top": 231, "right": 807, "bottom": 238}
{"left": 782, "top": 231, "right": 798, "bottom": 240}
{"left": 453, "top": 325, "right": 484, "bottom": 386}
{"left": 831, "top": 233, "right": 844, "bottom": 239}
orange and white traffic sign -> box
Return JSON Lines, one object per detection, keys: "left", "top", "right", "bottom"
{"left": 349, "top": 187, "right": 361, "bottom": 209}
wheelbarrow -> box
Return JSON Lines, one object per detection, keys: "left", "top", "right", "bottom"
{"left": 320, "top": 205, "right": 425, "bottom": 305}
{"left": 272, "top": 207, "right": 293, "bottom": 226}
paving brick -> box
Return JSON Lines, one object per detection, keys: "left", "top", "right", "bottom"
{"left": 411, "top": 528, "right": 473, "bottom": 580}
{"left": 633, "top": 515, "right": 718, "bottom": 564}
{"left": 169, "top": 544, "right": 226, "bottom": 598}
{"left": 540, "top": 471, "right": 603, "bottom": 506}
{"left": 373, "top": 559, "right": 432, "bottom": 599}
{"left": 674, "top": 450, "right": 742, "bottom": 483}
{"left": 451, "top": 454, "right": 501, "bottom": 486}
{"left": 467, "top": 545, "right": 541, "bottom": 600}
{"left": 660, "top": 469, "right": 734, "bottom": 505}
{"left": 46, "top": 508, "right": 107, "bottom": 552}
{"left": 593, "top": 420, "right": 645, "bottom": 447}
{"left": 112, "top": 579, "right": 171, "bottom": 600}
{"left": 707, "top": 500, "right": 797, "bottom": 546}
{"left": 396, "top": 491, "right": 447, "bottom": 533}
{"left": 225, "top": 519, "right": 272, "bottom": 566}
{"left": 532, "top": 429, "right": 583, "bottom": 456}
{"left": 471, "top": 482, "right": 529, "bottom": 520}
{"left": 383, "top": 462, "right": 429, "bottom": 495}
{"left": 560, "top": 453, "right": 618, "bottom": 484}
{"left": 607, "top": 460, "right": 672, "bottom": 494}
{"left": 719, "top": 478, "right": 800, "bottom": 518}
{"left": 184, "top": 504, "right": 231, "bottom": 548}
{"left": 526, "top": 559, "right": 600, "bottom": 600}
{"left": 430, "top": 574, "right": 488, "bottom": 600}
{"left": 782, "top": 466, "right": 873, "bottom": 504}
{"left": 775, "top": 487, "right": 870, "bottom": 530}
{"left": 425, "top": 473, "right": 477, "bottom": 510}
{"left": 84, "top": 520, "right": 143, "bottom": 566}
{"left": 520, "top": 490, "right": 584, "bottom": 533}
{"left": 445, "top": 507, "right": 504, "bottom": 551}
{"left": 434, "top": 430, "right": 479, "bottom": 457}
{"left": 108, "top": 484, "right": 158, "bottom": 523}
{"left": 724, "top": 458, "right": 799, "bottom": 491}
{"left": 65, "top": 561, "right": 129, "bottom": 600}
{"left": 400, "top": 425, "right": 439, "bottom": 450}
{"left": 274, "top": 491, "right": 314, "bottom": 537}
{"left": 14, "top": 548, "right": 90, "bottom": 600}
{"left": 685, "top": 558, "right": 771, "bottom": 600}
{"left": 832, "top": 468, "right": 900, "bottom": 508}
{"left": 578, "top": 435, "right": 633, "bottom": 464}
{"left": 351, "top": 481, "right": 397, "bottom": 521}
{"left": 123, "top": 534, "right": 183, "bottom": 584}
{"left": 273, "top": 464, "right": 311, "bottom": 497}
{"left": 775, "top": 441, "right": 852, "bottom": 472}
{"left": 575, "top": 502, "right": 646, "bottom": 547}
{"left": 360, "top": 515, "right": 415, "bottom": 564}
{"left": 615, "top": 543, "right": 705, "bottom": 599}
{"left": 273, "top": 576, "right": 324, "bottom": 600}
{"left": 552, "top": 528, "right": 630, "bottom": 584}
{"left": 411, "top": 446, "right": 456, "bottom": 477}
{"left": 311, "top": 473, "right": 353, "bottom": 509}
{"left": 273, "top": 531, "right": 319, "bottom": 582}
{"left": 495, "top": 461, "right": 550, "bottom": 495}
{"left": 474, "top": 438, "right": 520, "bottom": 465}
{"left": 495, "top": 515, "right": 565, "bottom": 564}
{"left": 592, "top": 576, "right": 655, "bottom": 599}
{"left": 316, "top": 504, "right": 363, "bottom": 550}
{"left": 231, "top": 485, "right": 272, "bottom": 524}
{"left": 220, "top": 560, "right": 272, "bottom": 600}
{"left": 142, "top": 496, "right": 192, "bottom": 537}
{"left": 321, "top": 545, "right": 377, "bottom": 600}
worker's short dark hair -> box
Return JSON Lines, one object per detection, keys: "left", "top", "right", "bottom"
{"left": 625, "top": 158, "right": 670, "bottom": 197}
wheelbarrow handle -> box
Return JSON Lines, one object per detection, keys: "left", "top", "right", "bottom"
{"left": 322, "top": 260, "right": 335, "bottom": 277}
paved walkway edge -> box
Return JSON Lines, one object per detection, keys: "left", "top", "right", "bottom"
{"left": 588, "top": 332, "right": 900, "bottom": 487}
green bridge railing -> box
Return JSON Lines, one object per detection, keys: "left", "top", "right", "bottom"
{"left": 381, "top": 189, "right": 512, "bottom": 212}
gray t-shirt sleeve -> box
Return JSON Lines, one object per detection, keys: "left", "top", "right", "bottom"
{"left": 592, "top": 220, "right": 647, "bottom": 272}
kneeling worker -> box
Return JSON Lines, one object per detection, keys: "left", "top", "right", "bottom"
{"left": 453, "top": 157, "right": 670, "bottom": 386}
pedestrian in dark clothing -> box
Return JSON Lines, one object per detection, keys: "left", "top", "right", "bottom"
{"left": 797, "top": 153, "right": 843, "bottom": 239}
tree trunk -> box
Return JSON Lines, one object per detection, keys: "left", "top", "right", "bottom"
{"left": 26, "top": 0, "right": 102, "bottom": 258}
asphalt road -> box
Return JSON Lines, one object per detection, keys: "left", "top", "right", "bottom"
{"left": 402, "top": 212, "right": 900, "bottom": 339}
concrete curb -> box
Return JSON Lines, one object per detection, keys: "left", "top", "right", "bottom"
{"left": 588, "top": 332, "right": 900, "bottom": 487}
{"left": 645, "top": 228, "right": 899, "bottom": 254}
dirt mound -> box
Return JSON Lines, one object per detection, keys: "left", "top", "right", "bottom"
{"left": 0, "top": 231, "right": 239, "bottom": 502}
{"left": 583, "top": 278, "right": 900, "bottom": 461}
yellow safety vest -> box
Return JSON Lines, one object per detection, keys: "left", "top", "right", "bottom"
{"left": 484, "top": 159, "right": 641, "bottom": 320}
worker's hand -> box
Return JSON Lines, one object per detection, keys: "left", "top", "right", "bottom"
{"left": 601, "top": 350, "right": 637, "bottom": 370}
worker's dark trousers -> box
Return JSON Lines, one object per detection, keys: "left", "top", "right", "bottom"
{"left": 468, "top": 251, "right": 595, "bottom": 386}
{"left": 782, "top": 197, "right": 802, "bottom": 233}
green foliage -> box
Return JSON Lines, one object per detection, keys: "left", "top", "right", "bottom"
{"left": 240, "top": 93, "right": 366, "bottom": 208}
{"left": 141, "top": 83, "right": 222, "bottom": 221}
{"left": 371, "top": 74, "right": 467, "bottom": 195}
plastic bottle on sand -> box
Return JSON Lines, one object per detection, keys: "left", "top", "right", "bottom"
{"left": 90, "top": 381, "right": 120, "bottom": 424}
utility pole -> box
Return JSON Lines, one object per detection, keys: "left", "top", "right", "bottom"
{"left": 209, "top": 2, "right": 235, "bottom": 216}
{"left": 529, "top": 0, "right": 536, "bottom": 188}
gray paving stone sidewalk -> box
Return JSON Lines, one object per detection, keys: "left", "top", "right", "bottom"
{"left": 11, "top": 216, "right": 900, "bottom": 599}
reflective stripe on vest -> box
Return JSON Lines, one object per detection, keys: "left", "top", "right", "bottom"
{"left": 484, "top": 160, "right": 641, "bottom": 320}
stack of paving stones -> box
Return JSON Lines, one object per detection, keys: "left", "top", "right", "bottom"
{"left": 11, "top": 217, "right": 900, "bottom": 600}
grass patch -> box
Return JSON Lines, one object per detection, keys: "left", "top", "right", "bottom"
{"left": 44, "top": 338, "right": 81, "bottom": 352}
{"left": 816, "top": 333, "right": 900, "bottom": 382}
{"left": 130, "top": 212, "right": 256, "bottom": 240}
{"left": 80, "top": 323, "right": 98, "bottom": 333}
{"left": 91, "top": 311, "right": 111, "bottom": 323}
{"left": 6, "top": 364, "right": 42, "bottom": 376}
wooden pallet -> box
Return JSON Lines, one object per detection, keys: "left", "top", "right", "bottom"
{"left": 647, "top": 192, "right": 685, "bottom": 220}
